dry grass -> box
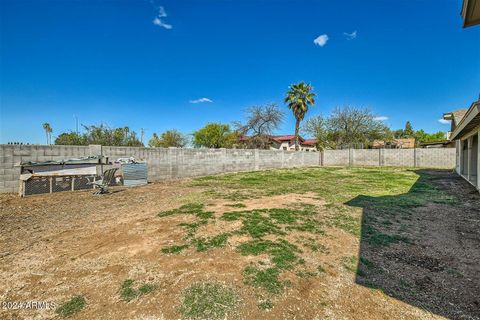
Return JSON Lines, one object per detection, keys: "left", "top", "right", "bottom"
{"left": 0, "top": 167, "right": 478, "bottom": 320}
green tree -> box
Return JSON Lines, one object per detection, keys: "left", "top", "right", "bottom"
{"left": 403, "top": 121, "right": 414, "bottom": 138}
{"left": 193, "top": 123, "right": 238, "bottom": 148}
{"left": 42, "top": 123, "right": 53, "bottom": 145}
{"left": 149, "top": 130, "right": 188, "bottom": 148}
{"left": 327, "top": 106, "right": 392, "bottom": 148}
{"left": 284, "top": 82, "right": 316, "bottom": 150}
{"left": 303, "top": 115, "right": 335, "bottom": 150}
{"left": 414, "top": 130, "right": 446, "bottom": 143}
{"left": 54, "top": 124, "right": 143, "bottom": 146}
{"left": 55, "top": 132, "right": 87, "bottom": 145}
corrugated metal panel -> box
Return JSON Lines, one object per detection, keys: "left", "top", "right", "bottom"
{"left": 122, "top": 163, "right": 147, "bottom": 186}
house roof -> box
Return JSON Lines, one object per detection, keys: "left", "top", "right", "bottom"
{"left": 449, "top": 100, "right": 480, "bottom": 140}
{"left": 443, "top": 109, "right": 468, "bottom": 126}
{"left": 271, "top": 135, "right": 305, "bottom": 143}
{"left": 302, "top": 139, "right": 317, "bottom": 146}
{"left": 462, "top": 0, "right": 480, "bottom": 28}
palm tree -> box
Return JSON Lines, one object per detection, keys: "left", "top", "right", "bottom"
{"left": 284, "top": 81, "right": 316, "bottom": 150}
{"left": 42, "top": 123, "right": 52, "bottom": 145}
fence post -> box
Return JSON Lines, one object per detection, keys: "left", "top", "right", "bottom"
{"left": 413, "top": 147, "right": 417, "bottom": 168}
{"left": 348, "top": 148, "right": 353, "bottom": 167}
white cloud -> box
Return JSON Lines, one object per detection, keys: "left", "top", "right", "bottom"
{"left": 313, "top": 34, "right": 329, "bottom": 47}
{"left": 152, "top": 6, "right": 172, "bottom": 29}
{"left": 438, "top": 119, "right": 450, "bottom": 124}
{"left": 343, "top": 30, "right": 357, "bottom": 40}
{"left": 374, "top": 116, "right": 388, "bottom": 121}
{"left": 189, "top": 98, "right": 213, "bottom": 104}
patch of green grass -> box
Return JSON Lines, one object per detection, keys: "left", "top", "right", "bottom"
{"left": 159, "top": 203, "right": 205, "bottom": 217}
{"left": 178, "top": 282, "right": 239, "bottom": 320}
{"left": 178, "top": 222, "right": 201, "bottom": 238}
{"left": 193, "top": 233, "right": 230, "bottom": 252}
{"left": 328, "top": 211, "right": 361, "bottom": 236}
{"left": 303, "top": 241, "right": 328, "bottom": 253}
{"left": 161, "top": 244, "right": 189, "bottom": 254}
{"left": 221, "top": 211, "right": 243, "bottom": 221}
{"left": 238, "top": 210, "right": 284, "bottom": 238}
{"left": 138, "top": 283, "right": 157, "bottom": 295}
{"left": 120, "top": 279, "right": 156, "bottom": 301}
{"left": 446, "top": 268, "right": 464, "bottom": 278}
{"left": 317, "top": 265, "right": 326, "bottom": 274}
{"left": 342, "top": 255, "right": 358, "bottom": 273}
{"left": 237, "top": 239, "right": 301, "bottom": 270}
{"left": 56, "top": 295, "right": 86, "bottom": 318}
{"left": 363, "top": 225, "right": 409, "bottom": 247}
{"left": 243, "top": 266, "right": 285, "bottom": 294}
{"left": 360, "top": 257, "right": 375, "bottom": 270}
{"left": 258, "top": 299, "right": 274, "bottom": 310}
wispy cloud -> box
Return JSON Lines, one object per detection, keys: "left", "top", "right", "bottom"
{"left": 189, "top": 98, "right": 213, "bottom": 104}
{"left": 313, "top": 34, "right": 329, "bottom": 47}
{"left": 374, "top": 116, "right": 388, "bottom": 121}
{"left": 438, "top": 119, "right": 450, "bottom": 124}
{"left": 343, "top": 30, "right": 357, "bottom": 40}
{"left": 152, "top": 6, "right": 172, "bottom": 29}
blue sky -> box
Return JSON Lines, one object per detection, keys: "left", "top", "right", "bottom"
{"left": 1, "top": 0, "right": 479, "bottom": 144}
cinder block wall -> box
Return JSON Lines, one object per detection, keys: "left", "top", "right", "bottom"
{"left": 0, "top": 144, "right": 456, "bottom": 193}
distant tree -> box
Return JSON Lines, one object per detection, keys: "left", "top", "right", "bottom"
{"left": 403, "top": 121, "right": 415, "bottom": 138}
{"left": 193, "top": 123, "right": 238, "bottom": 148}
{"left": 42, "top": 123, "right": 52, "bottom": 145}
{"left": 303, "top": 115, "right": 335, "bottom": 150}
{"left": 148, "top": 130, "right": 188, "bottom": 148}
{"left": 284, "top": 82, "right": 316, "bottom": 150}
{"left": 234, "top": 104, "right": 284, "bottom": 149}
{"left": 327, "top": 106, "right": 392, "bottom": 148}
{"left": 393, "top": 129, "right": 404, "bottom": 139}
{"left": 414, "top": 130, "right": 446, "bottom": 143}
{"left": 54, "top": 124, "right": 143, "bottom": 146}
{"left": 55, "top": 132, "right": 87, "bottom": 145}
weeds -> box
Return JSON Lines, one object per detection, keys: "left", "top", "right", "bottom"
{"left": 120, "top": 279, "right": 156, "bottom": 301}
{"left": 178, "top": 282, "right": 239, "bottom": 320}
{"left": 161, "top": 244, "right": 189, "bottom": 254}
{"left": 56, "top": 295, "right": 86, "bottom": 318}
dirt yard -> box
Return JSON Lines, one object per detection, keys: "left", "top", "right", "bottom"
{"left": 0, "top": 167, "right": 479, "bottom": 320}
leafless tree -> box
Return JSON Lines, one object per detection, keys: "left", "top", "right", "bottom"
{"left": 235, "top": 104, "right": 284, "bottom": 149}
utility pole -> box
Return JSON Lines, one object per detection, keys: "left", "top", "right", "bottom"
{"left": 74, "top": 115, "right": 79, "bottom": 134}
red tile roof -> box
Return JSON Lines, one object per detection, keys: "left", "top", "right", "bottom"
{"left": 271, "top": 135, "right": 305, "bottom": 143}
{"left": 302, "top": 139, "right": 317, "bottom": 146}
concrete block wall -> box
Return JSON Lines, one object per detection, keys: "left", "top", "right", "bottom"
{"left": 323, "top": 150, "right": 350, "bottom": 166}
{"left": 0, "top": 145, "right": 91, "bottom": 193}
{"left": 416, "top": 148, "right": 456, "bottom": 168}
{"left": 0, "top": 144, "right": 456, "bottom": 193}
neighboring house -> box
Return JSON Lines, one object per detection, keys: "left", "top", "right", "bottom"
{"left": 462, "top": 0, "right": 480, "bottom": 27}
{"left": 444, "top": 99, "right": 480, "bottom": 190}
{"left": 372, "top": 138, "right": 416, "bottom": 149}
{"left": 419, "top": 140, "right": 454, "bottom": 148}
{"left": 269, "top": 135, "right": 317, "bottom": 152}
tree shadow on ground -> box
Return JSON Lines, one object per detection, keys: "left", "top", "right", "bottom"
{"left": 345, "top": 169, "right": 480, "bottom": 319}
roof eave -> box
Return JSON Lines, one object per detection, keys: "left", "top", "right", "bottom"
{"left": 450, "top": 102, "right": 480, "bottom": 140}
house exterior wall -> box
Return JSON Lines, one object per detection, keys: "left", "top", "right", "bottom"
{"left": 455, "top": 127, "right": 480, "bottom": 190}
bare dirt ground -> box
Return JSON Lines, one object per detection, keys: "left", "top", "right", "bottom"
{"left": 0, "top": 168, "right": 479, "bottom": 320}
